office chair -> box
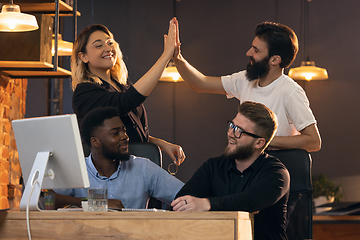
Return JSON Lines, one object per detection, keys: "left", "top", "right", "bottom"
{"left": 128, "top": 142, "right": 164, "bottom": 209}
{"left": 266, "top": 149, "right": 313, "bottom": 240}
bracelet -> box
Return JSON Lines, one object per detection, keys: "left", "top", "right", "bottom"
{"left": 167, "top": 163, "right": 178, "bottom": 176}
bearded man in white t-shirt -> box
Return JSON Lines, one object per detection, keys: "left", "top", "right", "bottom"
{"left": 172, "top": 20, "right": 321, "bottom": 152}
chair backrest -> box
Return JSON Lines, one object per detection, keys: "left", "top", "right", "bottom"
{"left": 128, "top": 142, "right": 163, "bottom": 209}
{"left": 266, "top": 149, "right": 313, "bottom": 240}
{"left": 128, "top": 142, "right": 162, "bottom": 167}
{"left": 266, "top": 149, "right": 312, "bottom": 194}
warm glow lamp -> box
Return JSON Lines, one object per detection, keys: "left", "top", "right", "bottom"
{"left": 159, "top": 0, "right": 183, "bottom": 83}
{"left": 288, "top": 0, "right": 328, "bottom": 81}
{"left": 52, "top": 34, "right": 73, "bottom": 56}
{"left": 288, "top": 61, "right": 328, "bottom": 81}
{"left": 0, "top": 1, "right": 38, "bottom": 32}
{"left": 159, "top": 61, "right": 183, "bottom": 82}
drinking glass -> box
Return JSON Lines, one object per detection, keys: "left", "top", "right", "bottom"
{"left": 87, "top": 188, "right": 108, "bottom": 212}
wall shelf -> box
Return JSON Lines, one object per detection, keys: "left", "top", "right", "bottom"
{"left": 0, "top": 0, "right": 79, "bottom": 79}
{"left": 0, "top": 0, "right": 80, "bottom": 16}
{"left": 0, "top": 61, "right": 71, "bottom": 78}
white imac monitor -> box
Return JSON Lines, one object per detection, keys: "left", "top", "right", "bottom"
{"left": 12, "top": 114, "right": 90, "bottom": 211}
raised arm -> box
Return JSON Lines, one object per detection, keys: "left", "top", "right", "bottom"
{"left": 172, "top": 18, "right": 225, "bottom": 94}
{"left": 133, "top": 18, "right": 178, "bottom": 96}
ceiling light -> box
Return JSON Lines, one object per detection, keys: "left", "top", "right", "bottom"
{"left": 52, "top": 34, "right": 73, "bottom": 56}
{"left": 159, "top": 61, "right": 183, "bottom": 82}
{"left": 288, "top": 61, "right": 328, "bottom": 81}
{"left": 288, "top": 0, "right": 328, "bottom": 81}
{"left": 0, "top": 1, "right": 38, "bottom": 32}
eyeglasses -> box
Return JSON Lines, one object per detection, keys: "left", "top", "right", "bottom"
{"left": 227, "top": 120, "right": 263, "bottom": 139}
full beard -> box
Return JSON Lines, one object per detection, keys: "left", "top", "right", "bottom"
{"left": 245, "top": 56, "right": 270, "bottom": 81}
{"left": 224, "top": 139, "right": 255, "bottom": 161}
{"left": 102, "top": 144, "right": 130, "bottom": 162}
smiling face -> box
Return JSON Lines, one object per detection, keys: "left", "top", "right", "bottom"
{"left": 246, "top": 36, "right": 269, "bottom": 63}
{"left": 78, "top": 30, "right": 117, "bottom": 75}
{"left": 224, "top": 113, "right": 259, "bottom": 161}
{"left": 93, "top": 116, "right": 130, "bottom": 162}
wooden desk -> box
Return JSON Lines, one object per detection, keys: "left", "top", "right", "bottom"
{"left": 313, "top": 215, "right": 360, "bottom": 240}
{"left": 0, "top": 211, "right": 253, "bottom": 240}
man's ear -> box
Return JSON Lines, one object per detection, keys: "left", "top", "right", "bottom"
{"left": 78, "top": 52, "right": 88, "bottom": 63}
{"left": 254, "top": 138, "right": 266, "bottom": 150}
{"left": 91, "top": 137, "right": 100, "bottom": 148}
{"left": 270, "top": 55, "right": 281, "bottom": 66}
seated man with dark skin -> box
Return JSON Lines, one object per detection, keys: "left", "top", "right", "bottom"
{"left": 171, "top": 101, "right": 290, "bottom": 240}
{"left": 54, "top": 107, "right": 184, "bottom": 209}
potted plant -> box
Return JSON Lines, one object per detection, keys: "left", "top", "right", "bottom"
{"left": 312, "top": 174, "right": 342, "bottom": 212}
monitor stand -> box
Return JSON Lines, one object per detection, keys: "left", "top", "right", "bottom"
{"left": 20, "top": 151, "right": 54, "bottom": 211}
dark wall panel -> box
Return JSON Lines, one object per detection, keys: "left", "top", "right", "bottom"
{"left": 25, "top": 0, "right": 360, "bottom": 189}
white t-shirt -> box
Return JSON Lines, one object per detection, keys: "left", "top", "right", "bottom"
{"left": 221, "top": 70, "right": 316, "bottom": 137}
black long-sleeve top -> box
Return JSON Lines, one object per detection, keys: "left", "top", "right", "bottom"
{"left": 72, "top": 79, "right": 149, "bottom": 142}
{"left": 176, "top": 153, "right": 290, "bottom": 240}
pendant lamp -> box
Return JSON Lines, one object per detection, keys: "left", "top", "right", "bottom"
{"left": 52, "top": 34, "right": 73, "bottom": 56}
{"left": 288, "top": 60, "right": 328, "bottom": 81}
{"left": 0, "top": 1, "right": 38, "bottom": 32}
{"left": 159, "top": 0, "right": 183, "bottom": 82}
{"left": 159, "top": 60, "right": 183, "bottom": 82}
{"left": 288, "top": 0, "right": 328, "bottom": 81}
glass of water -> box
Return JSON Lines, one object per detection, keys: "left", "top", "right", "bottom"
{"left": 87, "top": 188, "right": 108, "bottom": 212}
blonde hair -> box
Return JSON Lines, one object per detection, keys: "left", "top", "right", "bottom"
{"left": 71, "top": 24, "right": 128, "bottom": 90}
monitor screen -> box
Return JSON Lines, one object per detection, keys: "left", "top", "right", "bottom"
{"left": 12, "top": 114, "right": 90, "bottom": 210}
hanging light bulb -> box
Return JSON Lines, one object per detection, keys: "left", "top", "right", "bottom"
{"left": 159, "top": 0, "right": 183, "bottom": 83}
{"left": 0, "top": 1, "right": 38, "bottom": 32}
{"left": 289, "top": 61, "right": 328, "bottom": 81}
{"left": 288, "top": 0, "right": 328, "bottom": 81}
{"left": 52, "top": 34, "right": 73, "bottom": 56}
{"left": 159, "top": 60, "right": 183, "bottom": 82}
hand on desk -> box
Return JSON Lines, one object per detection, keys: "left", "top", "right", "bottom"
{"left": 171, "top": 195, "right": 211, "bottom": 211}
{"left": 109, "top": 199, "right": 124, "bottom": 210}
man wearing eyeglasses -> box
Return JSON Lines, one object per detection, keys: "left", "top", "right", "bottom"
{"left": 171, "top": 101, "right": 290, "bottom": 240}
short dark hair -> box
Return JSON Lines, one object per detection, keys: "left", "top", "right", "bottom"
{"left": 80, "top": 107, "right": 120, "bottom": 147}
{"left": 255, "top": 22, "right": 299, "bottom": 69}
{"left": 238, "top": 101, "right": 278, "bottom": 149}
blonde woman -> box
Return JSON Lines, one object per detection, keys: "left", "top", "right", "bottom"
{"left": 71, "top": 18, "right": 185, "bottom": 165}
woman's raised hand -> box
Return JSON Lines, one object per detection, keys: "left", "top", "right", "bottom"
{"left": 163, "top": 17, "right": 179, "bottom": 60}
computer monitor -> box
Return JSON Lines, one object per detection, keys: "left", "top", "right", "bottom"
{"left": 12, "top": 114, "right": 90, "bottom": 211}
